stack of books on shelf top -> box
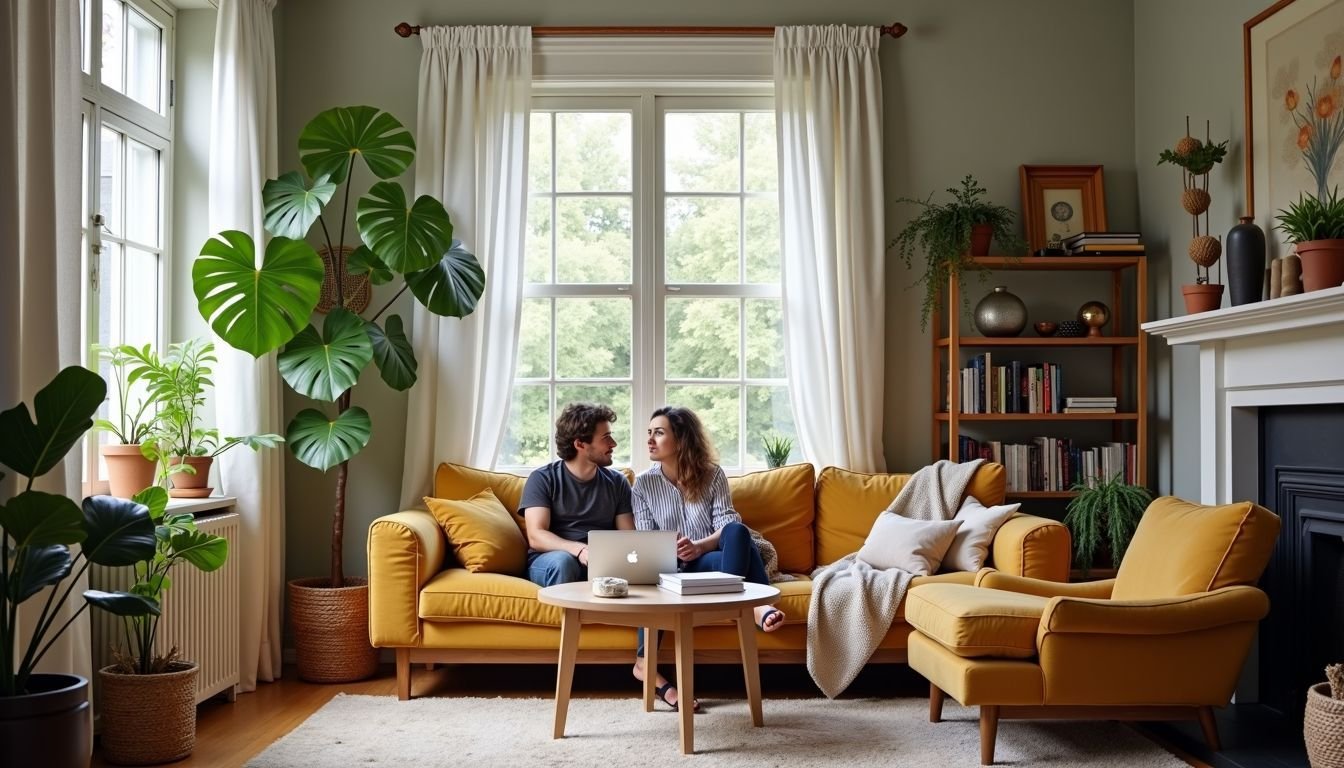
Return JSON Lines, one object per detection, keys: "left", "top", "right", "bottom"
{"left": 658, "top": 571, "right": 745, "bottom": 595}
{"left": 1062, "top": 232, "right": 1144, "bottom": 255}
{"left": 1064, "top": 396, "right": 1117, "bottom": 414}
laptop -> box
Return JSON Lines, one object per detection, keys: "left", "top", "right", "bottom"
{"left": 587, "top": 530, "right": 678, "bottom": 585}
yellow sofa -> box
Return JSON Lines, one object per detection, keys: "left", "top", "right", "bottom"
{"left": 368, "top": 461, "right": 1070, "bottom": 699}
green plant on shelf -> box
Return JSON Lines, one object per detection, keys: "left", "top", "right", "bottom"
{"left": 1063, "top": 473, "right": 1151, "bottom": 575}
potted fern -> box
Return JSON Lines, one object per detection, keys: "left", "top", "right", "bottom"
{"left": 889, "top": 174, "right": 1026, "bottom": 329}
{"left": 1063, "top": 473, "right": 1152, "bottom": 575}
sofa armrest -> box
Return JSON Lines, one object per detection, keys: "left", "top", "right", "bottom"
{"left": 368, "top": 510, "right": 447, "bottom": 647}
{"left": 975, "top": 568, "right": 1115, "bottom": 599}
{"left": 1039, "top": 585, "right": 1269, "bottom": 638}
{"left": 989, "top": 513, "right": 1070, "bottom": 581}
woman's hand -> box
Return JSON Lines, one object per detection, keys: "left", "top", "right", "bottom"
{"left": 675, "top": 536, "right": 702, "bottom": 562}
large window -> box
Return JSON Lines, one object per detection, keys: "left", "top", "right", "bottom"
{"left": 498, "top": 93, "right": 798, "bottom": 473}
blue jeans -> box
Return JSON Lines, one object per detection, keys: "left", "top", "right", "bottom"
{"left": 527, "top": 550, "right": 584, "bottom": 587}
{"left": 637, "top": 522, "right": 767, "bottom": 658}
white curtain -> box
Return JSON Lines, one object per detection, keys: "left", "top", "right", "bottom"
{"left": 774, "top": 26, "right": 887, "bottom": 473}
{"left": 398, "top": 26, "right": 531, "bottom": 507}
{"left": 1, "top": 0, "right": 87, "bottom": 685}
{"left": 209, "top": 0, "right": 284, "bottom": 691}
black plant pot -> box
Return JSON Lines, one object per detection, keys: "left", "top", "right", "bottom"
{"left": 0, "top": 673, "right": 91, "bottom": 768}
{"left": 1227, "top": 216, "right": 1266, "bottom": 305}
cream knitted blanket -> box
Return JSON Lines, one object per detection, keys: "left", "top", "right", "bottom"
{"left": 805, "top": 459, "right": 983, "bottom": 698}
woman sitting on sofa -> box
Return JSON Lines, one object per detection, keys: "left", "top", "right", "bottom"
{"left": 631, "top": 405, "right": 786, "bottom": 712}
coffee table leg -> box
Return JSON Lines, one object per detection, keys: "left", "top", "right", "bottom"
{"left": 674, "top": 613, "right": 695, "bottom": 755}
{"left": 736, "top": 609, "right": 763, "bottom": 726}
{"left": 643, "top": 627, "right": 656, "bottom": 712}
{"left": 553, "top": 608, "right": 581, "bottom": 739}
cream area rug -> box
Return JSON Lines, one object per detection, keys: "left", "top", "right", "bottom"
{"left": 247, "top": 694, "right": 1191, "bottom": 767}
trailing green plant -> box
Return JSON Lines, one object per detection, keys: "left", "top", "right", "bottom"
{"left": 86, "top": 486, "right": 227, "bottom": 675}
{"left": 762, "top": 434, "right": 794, "bottom": 469}
{"left": 888, "top": 174, "right": 1026, "bottom": 329}
{"left": 0, "top": 366, "right": 159, "bottom": 697}
{"left": 1274, "top": 186, "right": 1344, "bottom": 244}
{"left": 91, "top": 343, "right": 163, "bottom": 446}
{"left": 1063, "top": 473, "right": 1152, "bottom": 575}
{"left": 193, "top": 105, "right": 485, "bottom": 588}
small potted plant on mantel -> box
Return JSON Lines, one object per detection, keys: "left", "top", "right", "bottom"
{"left": 889, "top": 174, "right": 1026, "bottom": 330}
{"left": 1275, "top": 186, "right": 1344, "bottom": 292}
{"left": 92, "top": 343, "right": 165, "bottom": 498}
{"left": 1157, "top": 118, "right": 1229, "bottom": 314}
{"left": 1063, "top": 472, "right": 1152, "bottom": 576}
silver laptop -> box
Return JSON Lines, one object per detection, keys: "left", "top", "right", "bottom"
{"left": 587, "top": 530, "right": 678, "bottom": 585}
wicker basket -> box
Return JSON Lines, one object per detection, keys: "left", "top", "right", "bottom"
{"left": 97, "top": 662, "right": 198, "bottom": 766}
{"left": 289, "top": 577, "right": 379, "bottom": 683}
{"left": 1307, "top": 682, "right": 1344, "bottom": 768}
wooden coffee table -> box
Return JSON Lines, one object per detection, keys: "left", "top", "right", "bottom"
{"left": 537, "top": 581, "right": 781, "bottom": 755}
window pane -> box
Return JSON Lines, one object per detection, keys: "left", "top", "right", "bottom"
{"left": 500, "top": 385, "right": 553, "bottom": 466}
{"left": 556, "top": 298, "right": 631, "bottom": 379}
{"left": 126, "top": 137, "right": 159, "bottom": 246}
{"left": 125, "top": 6, "right": 161, "bottom": 111}
{"left": 744, "top": 196, "right": 780, "bottom": 283}
{"left": 99, "top": 126, "right": 123, "bottom": 233}
{"left": 101, "top": 0, "right": 125, "bottom": 93}
{"left": 556, "top": 384, "right": 632, "bottom": 466}
{"left": 98, "top": 241, "right": 118, "bottom": 345}
{"left": 516, "top": 298, "right": 551, "bottom": 378}
{"left": 664, "top": 113, "right": 738, "bottom": 193}
{"left": 744, "top": 299, "right": 784, "bottom": 379}
{"left": 665, "top": 385, "right": 740, "bottom": 465}
{"left": 665, "top": 298, "right": 739, "bottom": 379}
{"left": 81, "top": 0, "right": 91, "bottom": 74}
{"left": 525, "top": 197, "right": 551, "bottom": 283}
{"left": 529, "top": 112, "right": 552, "bottom": 192}
{"left": 744, "top": 112, "right": 777, "bottom": 192}
{"left": 555, "top": 112, "right": 631, "bottom": 192}
{"left": 745, "top": 386, "right": 797, "bottom": 466}
{"left": 664, "top": 197, "right": 739, "bottom": 283}
{"left": 123, "top": 248, "right": 158, "bottom": 348}
{"left": 556, "top": 197, "right": 631, "bottom": 283}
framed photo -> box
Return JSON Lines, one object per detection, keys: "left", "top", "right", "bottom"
{"left": 1244, "top": 0, "right": 1344, "bottom": 260}
{"left": 1019, "top": 165, "right": 1108, "bottom": 252}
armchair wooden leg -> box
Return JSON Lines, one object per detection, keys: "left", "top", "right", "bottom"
{"left": 979, "top": 705, "right": 999, "bottom": 765}
{"left": 396, "top": 648, "right": 411, "bottom": 701}
{"left": 1197, "top": 706, "right": 1221, "bottom": 751}
{"left": 929, "top": 683, "right": 945, "bottom": 723}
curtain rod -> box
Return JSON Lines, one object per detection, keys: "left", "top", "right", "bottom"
{"left": 393, "top": 22, "right": 908, "bottom": 40}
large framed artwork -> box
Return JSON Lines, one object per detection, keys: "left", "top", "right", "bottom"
{"left": 1244, "top": 0, "right": 1344, "bottom": 260}
{"left": 1019, "top": 165, "right": 1108, "bottom": 252}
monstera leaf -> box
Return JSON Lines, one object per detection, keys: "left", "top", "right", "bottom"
{"left": 355, "top": 182, "right": 453, "bottom": 274}
{"left": 287, "top": 407, "right": 372, "bottom": 472}
{"left": 406, "top": 240, "right": 486, "bottom": 318}
{"left": 366, "top": 315, "right": 417, "bottom": 391}
{"left": 195, "top": 231, "right": 325, "bottom": 358}
{"left": 168, "top": 529, "right": 229, "bottom": 572}
{"left": 0, "top": 366, "right": 105, "bottom": 479}
{"left": 298, "top": 106, "right": 414, "bottom": 185}
{"left": 346, "top": 245, "right": 394, "bottom": 286}
{"left": 278, "top": 308, "right": 374, "bottom": 402}
{"left": 262, "top": 171, "right": 336, "bottom": 239}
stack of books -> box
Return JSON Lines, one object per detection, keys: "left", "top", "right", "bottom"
{"left": 1062, "top": 232, "right": 1144, "bottom": 255}
{"left": 657, "top": 571, "right": 745, "bottom": 595}
{"left": 1064, "top": 396, "right": 1117, "bottom": 414}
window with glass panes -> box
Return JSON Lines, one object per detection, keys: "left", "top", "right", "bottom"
{"left": 498, "top": 94, "right": 799, "bottom": 473}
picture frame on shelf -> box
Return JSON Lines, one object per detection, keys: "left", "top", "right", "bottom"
{"left": 1019, "top": 165, "right": 1108, "bottom": 252}
{"left": 1243, "top": 0, "right": 1344, "bottom": 263}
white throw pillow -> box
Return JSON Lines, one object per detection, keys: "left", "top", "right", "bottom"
{"left": 940, "top": 495, "right": 1022, "bottom": 572}
{"left": 856, "top": 513, "right": 964, "bottom": 575}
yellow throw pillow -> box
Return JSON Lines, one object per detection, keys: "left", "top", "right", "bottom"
{"left": 424, "top": 489, "right": 528, "bottom": 575}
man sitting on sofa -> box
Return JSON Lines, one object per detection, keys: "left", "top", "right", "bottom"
{"left": 520, "top": 402, "right": 635, "bottom": 587}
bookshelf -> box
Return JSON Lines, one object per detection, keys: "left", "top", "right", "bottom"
{"left": 932, "top": 255, "right": 1148, "bottom": 500}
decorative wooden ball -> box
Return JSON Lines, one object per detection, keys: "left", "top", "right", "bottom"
{"left": 1175, "top": 135, "right": 1202, "bottom": 157}
{"left": 1189, "top": 235, "right": 1222, "bottom": 267}
{"left": 1182, "top": 188, "right": 1211, "bottom": 216}
{"left": 1077, "top": 301, "right": 1110, "bottom": 337}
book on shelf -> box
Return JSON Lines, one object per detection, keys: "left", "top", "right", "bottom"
{"left": 1063, "top": 231, "right": 1142, "bottom": 245}
{"left": 658, "top": 571, "right": 743, "bottom": 586}
{"left": 1065, "top": 396, "right": 1116, "bottom": 406}
{"left": 1068, "top": 244, "right": 1146, "bottom": 254}
{"left": 1063, "top": 407, "right": 1117, "bottom": 413}
{"left": 957, "top": 355, "right": 1062, "bottom": 414}
{"left": 955, "top": 436, "right": 1138, "bottom": 492}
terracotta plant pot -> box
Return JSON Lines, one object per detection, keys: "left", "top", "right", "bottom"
{"left": 969, "top": 223, "right": 993, "bottom": 256}
{"left": 101, "top": 444, "right": 158, "bottom": 499}
{"left": 167, "top": 456, "right": 213, "bottom": 498}
{"left": 1295, "top": 239, "right": 1344, "bottom": 292}
{"left": 98, "top": 662, "right": 198, "bottom": 765}
{"left": 288, "top": 577, "right": 379, "bottom": 683}
{"left": 1181, "top": 283, "right": 1224, "bottom": 314}
{"left": 0, "top": 674, "right": 91, "bottom": 768}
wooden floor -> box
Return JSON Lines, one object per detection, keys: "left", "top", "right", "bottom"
{"left": 91, "top": 662, "right": 1210, "bottom": 767}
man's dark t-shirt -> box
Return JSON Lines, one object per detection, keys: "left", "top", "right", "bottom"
{"left": 519, "top": 460, "right": 632, "bottom": 551}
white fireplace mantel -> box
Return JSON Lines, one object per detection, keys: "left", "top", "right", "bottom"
{"left": 1142, "top": 285, "right": 1344, "bottom": 507}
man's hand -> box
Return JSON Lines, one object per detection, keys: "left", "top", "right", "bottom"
{"left": 577, "top": 545, "right": 590, "bottom": 566}
{"left": 675, "top": 536, "right": 702, "bottom": 562}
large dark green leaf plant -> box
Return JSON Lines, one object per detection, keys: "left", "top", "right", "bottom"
{"left": 193, "top": 106, "right": 485, "bottom": 588}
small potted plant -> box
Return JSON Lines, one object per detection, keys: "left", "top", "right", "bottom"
{"left": 1063, "top": 472, "right": 1152, "bottom": 575}
{"left": 1274, "top": 186, "right": 1344, "bottom": 292}
{"left": 1158, "top": 118, "right": 1229, "bottom": 313}
{"left": 1305, "top": 662, "right": 1344, "bottom": 768}
{"left": 761, "top": 433, "right": 794, "bottom": 469}
{"left": 92, "top": 343, "right": 165, "bottom": 498}
{"left": 889, "top": 174, "right": 1026, "bottom": 330}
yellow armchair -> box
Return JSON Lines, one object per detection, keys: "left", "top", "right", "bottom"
{"left": 906, "top": 496, "right": 1281, "bottom": 765}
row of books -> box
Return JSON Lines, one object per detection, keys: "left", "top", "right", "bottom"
{"left": 1062, "top": 231, "right": 1145, "bottom": 256}
{"left": 957, "top": 437, "right": 1138, "bottom": 492}
{"left": 657, "top": 571, "right": 744, "bottom": 595}
{"left": 955, "top": 355, "right": 1065, "bottom": 414}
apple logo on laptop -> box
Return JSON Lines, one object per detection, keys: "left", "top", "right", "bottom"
{"left": 626, "top": 550, "right": 639, "bottom": 564}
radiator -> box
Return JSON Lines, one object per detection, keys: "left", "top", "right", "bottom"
{"left": 90, "top": 509, "right": 241, "bottom": 706}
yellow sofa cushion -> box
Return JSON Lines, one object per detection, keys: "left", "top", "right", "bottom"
{"left": 905, "top": 582, "right": 1046, "bottom": 659}
{"left": 1112, "top": 496, "right": 1281, "bottom": 600}
{"left": 727, "top": 463, "right": 816, "bottom": 574}
{"left": 424, "top": 490, "right": 527, "bottom": 575}
{"left": 420, "top": 569, "right": 560, "bottom": 626}
{"left": 434, "top": 463, "right": 529, "bottom": 528}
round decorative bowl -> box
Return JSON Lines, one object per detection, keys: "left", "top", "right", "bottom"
{"left": 1056, "top": 320, "right": 1088, "bottom": 338}
{"left": 974, "top": 286, "right": 1028, "bottom": 337}
{"left": 1033, "top": 321, "right": 1058, "bottom": 337}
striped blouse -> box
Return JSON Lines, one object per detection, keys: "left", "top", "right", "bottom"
{"left": 632, "top": 463, "right": 741, "bottom": 542}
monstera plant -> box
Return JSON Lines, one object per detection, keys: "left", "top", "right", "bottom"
{"left": 193, "top": 106, "right": 484, "bottom": 681}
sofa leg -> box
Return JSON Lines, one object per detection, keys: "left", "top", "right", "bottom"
{"left": 396, "top": 648, "right": 411, "bottom": 701}
{"left": 929, "top": 683, "right": 944, "bottom": 723}
{"left": 1197, "top": 706, "right": 1221, "bottom": 752}
{"left": 979, "top": 705, "right": 999, "bottom": 765}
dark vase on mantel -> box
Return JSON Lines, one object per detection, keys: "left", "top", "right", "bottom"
{"left": 1226, "top": 216, "right": 1266, "bottom": 305}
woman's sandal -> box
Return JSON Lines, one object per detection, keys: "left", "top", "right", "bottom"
{"left": 756, "top": 607, "right": 784, "bottom": 632}
{"left": 654, "top": 682, "right": 702, "bottom": 713}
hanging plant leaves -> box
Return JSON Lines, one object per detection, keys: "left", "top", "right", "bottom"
{"left": 406, "top": 240, "right": 486, "bottom": 318}
{"left": 366, "top": 315, "right": 417, "bottom": 391}
{"left": 287, "top": 407, "right": 372, "bottom": 472}
{"left": 262, "top": 172, "right": 337, "bottom": 239}
{"left": 195, "top": 232, "right": 325, "bottom": 358}
{"left": 355, "top": 182, "right": 453, "bottom": 274}
{"left": 277, "top": 308, "right": 374, "bottom": 402}
{"left": 298, "top": 106, "right": 415, "bottom": 185}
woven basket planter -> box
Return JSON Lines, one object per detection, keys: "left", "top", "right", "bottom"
{"left": 97, "top": 662, "right": 198, "bottom": 766}
{"left": 1306, "top": 682, "right": 1344, "bottom": 768}
{"left": 289, "top": 577, "right": 379, "bottom": 683}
